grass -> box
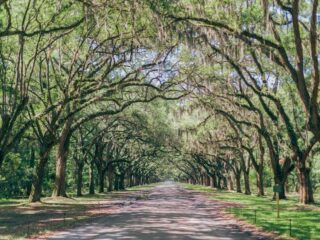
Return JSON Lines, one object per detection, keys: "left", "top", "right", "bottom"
{"left": 0, "top": 184, "right": 157, "bottom": 240}
{"left": 0, "top": 198, "right": 28, "bottom": 207}
{"left": 182, "top": 183, "right": 320, "bottom": 240}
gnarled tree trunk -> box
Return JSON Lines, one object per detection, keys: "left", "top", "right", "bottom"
{"left": 52, "top": 118, "right": 73, "bottom": 197}
{"left": 52, "top": 144, "right": 68, "bottom": 197}
{"left": 298, "top": 167, "right": 314, "bottom": 204}
{"left": 29, "top": 142, "right": 53, "bottom": 202}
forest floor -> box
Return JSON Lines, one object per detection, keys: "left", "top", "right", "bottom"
{"left": 37, "top": 182, "right": 274, "bottom": 240}
{"left": 183, "top": 184, "right": 320, "bottom": 240}
{"left": 0, "top": 184, "right": 156, "bottom": 240}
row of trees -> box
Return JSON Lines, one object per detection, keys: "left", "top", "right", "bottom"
{"left": 0, "top": 0, "right": 183, "bottom": 201}
{"left": 1, "top": 0, "right": 320, "bottom": 206}
{"left": 157, "top": 0, "right": 320, "bottom": 204}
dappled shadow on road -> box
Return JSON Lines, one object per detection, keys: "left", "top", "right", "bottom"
{"left": 46, "top": 184, "right": 272, "bottom": 240}
{"left": 0, "top": 192, "right": 136, "bottom": 238}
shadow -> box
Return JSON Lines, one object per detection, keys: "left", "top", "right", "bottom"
{"left": 46, "top": 184, "right": 273, "bottom": 240}
{"left": 0, "top": 189, "right": 148, "bottom": 238}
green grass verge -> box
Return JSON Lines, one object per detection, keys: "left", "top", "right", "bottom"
{"left": 182, "top": 183, "right": 320, "bottom": 240}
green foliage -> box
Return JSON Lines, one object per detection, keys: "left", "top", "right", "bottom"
{"left": 0, "top": 152, "right": 32, "bottom": 198}
{"left": 183, "top": 183, "right": 320, "bottom": 240}
{"left": 240, "top": 3, "right": 263, "bottom": 24}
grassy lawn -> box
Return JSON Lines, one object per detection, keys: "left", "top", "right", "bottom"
{"left": 0, "top": 184, "right": 157, "bottom": 240}
{"left": 182, "top": 183, "right": 320, "bottom": 240}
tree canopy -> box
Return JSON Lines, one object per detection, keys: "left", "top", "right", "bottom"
{"left": 0, "top": 0, "right": 320, "bottom": 205}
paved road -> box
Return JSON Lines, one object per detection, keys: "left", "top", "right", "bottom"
{"left": 46, "top": 183, "right": 271, "bottom": 240}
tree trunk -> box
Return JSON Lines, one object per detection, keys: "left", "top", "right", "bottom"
{"left": 119, "top": 174, "right": 125, "bottom": 190}
{"left": 139, "top": 176, "right": 142, "bottom": 186}
{"left": 205, "top": 175, "right": 210, "bottom": 186}
{"left": 52, "top": 143, "right": 68, "bottom": 197}
{"left": 272, "top": 157, "right": 295, "bottom": 200}
{"left": 52, "top": 119, "right": 73, "bottom": 197}
{"left": 298, "top": 167, "right": 314, "bottom": 204}
{"left": 114, "top": 175, "right": 119, "bottom": 190}
{"left": 76, "top": 162, "right": 84, "bottom": 197}
{"left": 235, "top": 174, "right": 242, "bottom": 193}
{"left": 211, "top": 173, "right": 217, "bottom": 188}
{"left": 243, "top": 171, "right": 251, "bottom": 195}
{"left": 99, "top": 170, "right": 105, "bottom": 193}
{"left": 209, "top": 176, "right": 214, "bottom": 188}
{"left": 129, "top": 174, "right": 133, "bottom": 187}
{"left": 257, "top": 135, "right": 265, "bottom": 196}
{"left": 107, "top": 164, "right": 113, "bottom": 192}
{"left": 273, "top": 176, "right": 286, "bottom": 199}
{"left": 217, "top": 177, "right": 222, "bottom": 189}
{"left": 256, "top": 168, "right": 265, "bottom": 196}
{"left": 26, "top": 148, "right": 35, "bottom": 196}
{"left": 227, "top": 174, "right": 234, "bottom": 191}
{"left": 29, "top": 146, "right": 51, "bottom": 202}
{"left": 89, "top": 161, "right": 95, "bottom": 194}
{"left": 295, "top": 176, "right": 300, "bottom": 193}
{"left": 222, "top": 176, "right": 228, "bottom": 189}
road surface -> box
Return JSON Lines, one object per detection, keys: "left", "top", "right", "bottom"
{"left": 46, "top": 182, "right": 272, "bottom": 240}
